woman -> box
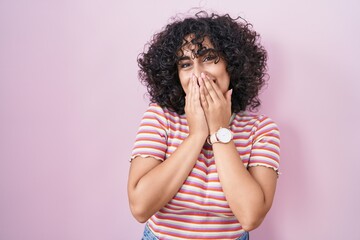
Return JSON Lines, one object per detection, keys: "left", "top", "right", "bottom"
{"left": 128, "top": 11, "right": 280, "bottom": 240}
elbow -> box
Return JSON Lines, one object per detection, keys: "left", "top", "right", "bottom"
{"left": 128, "top": 187, "right": 151, "bottom": 223}
{"left": 132, "top": 214, "right": 149, "bottom": 224}
{"left": 129, "top": 202, "right": 151, "bottom": 223}
{"left": 133, "top": 216, "right": 149, "bottom": 224}
{"left": 241, "top": 220, "right": 262, "bottom": 232}
{"left": 236, "top": 204, "right": 271, "bottom": 231}
{"left": 239, "top": 214, "right": 265, "bottom": 232}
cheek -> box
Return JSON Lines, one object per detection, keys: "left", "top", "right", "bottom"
{"left": 179, "top": 75, "right": 190, "bottom": 94}
{"left": 219, "top": 74, "right": 230, "bottom": 94}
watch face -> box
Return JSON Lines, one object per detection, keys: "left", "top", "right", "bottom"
{"left": 217, "top": 128, "right": 232, "bottom": 143}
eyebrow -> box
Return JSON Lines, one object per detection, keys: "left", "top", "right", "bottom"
{"left": 177, "top": 56, "right": 191, "bottom": 62}
{"left": 177, "top": 48, "right": 216, "bottom": 62}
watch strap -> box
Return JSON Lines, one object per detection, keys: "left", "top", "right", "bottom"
{"left": 207, "top": 127, "right": 233, "bottom": 145}
{"left": 209, "top": 132, "right": 219, "bottom": 145}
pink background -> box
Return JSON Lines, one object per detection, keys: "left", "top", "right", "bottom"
{"left": 1, "top": 0, "right": 359, "bottom": 239}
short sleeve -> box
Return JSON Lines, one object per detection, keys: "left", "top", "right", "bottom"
{"left": 130, "top": 104, "right": 168, "bottom": 162}
{"left": 248, "top": 116, "right": 280, "bottom": 174}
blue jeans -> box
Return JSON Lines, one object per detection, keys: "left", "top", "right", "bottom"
{"left": 141, "top": 224, "right": 158, "bottom": 240}
{"left": 141, "top": 224, "right": 249, "bottom": 240}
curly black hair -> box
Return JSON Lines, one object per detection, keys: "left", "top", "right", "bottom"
{"left": 138, "top": 11, "right": 268, "bottom": 115}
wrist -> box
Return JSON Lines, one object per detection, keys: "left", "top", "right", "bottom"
{"left": 188, "top": 132, "right": 208, "bottom": 142}
{"left": 207, "top": 127, "right": 233, "bottom": 145}
{"left": 209, "top": 124, "right": 229, "bottom": 135}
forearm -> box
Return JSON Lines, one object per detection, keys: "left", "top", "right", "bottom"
{"left": 128, "top": 134, "right": 206, "bottom": 222}
{"left": 213, "top": 141, "right": 269, "bottom": 230}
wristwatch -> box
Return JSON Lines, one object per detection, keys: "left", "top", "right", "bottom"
{"left": 207, "top": 127, "right": 233, "bottom": 145}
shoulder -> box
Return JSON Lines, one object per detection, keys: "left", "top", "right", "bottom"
{"left": 233, "top": 112, "right": 279, "bottom": 136}
{"left": 234, "top": 112, "right": 278, "bottom": 126}
{"left": 145, "top": 103, "right": 166, "bottom": 116}
{"left": 141, "top": 103, "right": 187, "bottom": 128}
{"left": 146, "top": 103, "right": 185, "bottom": 122}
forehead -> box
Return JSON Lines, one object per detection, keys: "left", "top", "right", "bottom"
{"left": 178, "top": 35, "right": 214, "bottom": 56}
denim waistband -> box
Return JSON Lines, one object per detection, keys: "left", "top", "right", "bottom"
{"left": 141, "top": 224, "right": 159, "bottom": 240}
{"left": 141, "top": 224, "right": 249, "bottom": 240}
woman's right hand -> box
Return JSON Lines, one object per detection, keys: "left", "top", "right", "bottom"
{"left": 184, "top": 75, "right": 209, "bottom": 139}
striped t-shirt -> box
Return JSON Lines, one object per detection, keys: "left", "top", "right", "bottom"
{"left": 131, "top": 103, "right": 280, "bottom": 240}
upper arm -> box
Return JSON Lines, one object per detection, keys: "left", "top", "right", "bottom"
{"left": 129, "top": 104, "right": 168, "bottom": 190}
{"left": 248, "top": 166, "right": 278, "bottom": 213}
{"left": 247, "top": 116, "right": 280, "bottom": 212}
{"left": 128, "top": 156, "right": 162, "bottom": 191}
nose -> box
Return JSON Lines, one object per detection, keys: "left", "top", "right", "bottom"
{"left": 192, "top": 62, "right": 205, "bottom": 79}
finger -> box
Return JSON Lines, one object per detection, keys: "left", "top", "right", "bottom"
{"left": 201, "top": 73, "right": 221, "bottom": 101}
{"left": 199, "top": 83, "right": 209, "bottom": 109}
{"left": 193, "top": 77, "right": 202, "bottom": 107}
{"left": 198, "top": 75, "right": 209, "bottom": 108}
{"left": 187, "top": 76, "right": 192, "bottom": 95}
{"left": 199, "top": 75, "right": 214, "bottom": 104}
{"left": 192, "top": 74, "right": 198, "bottom": 97}
{"left": 186, "top": 76, "right": 193, "bottom": 106}
{"left": 203, "top": 72, "right": 225, "bottom": 99}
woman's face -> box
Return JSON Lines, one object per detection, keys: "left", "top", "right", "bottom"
{"left": 177, "top": 36, "right": 230, "bottom": 95}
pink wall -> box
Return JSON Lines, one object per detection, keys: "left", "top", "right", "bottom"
{"left": 1, "top": 0, "right": 359, "bottom": 239}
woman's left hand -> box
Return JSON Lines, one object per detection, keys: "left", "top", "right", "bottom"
{"left": 199, "top": 72, "right": 232, "bottom": 134}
